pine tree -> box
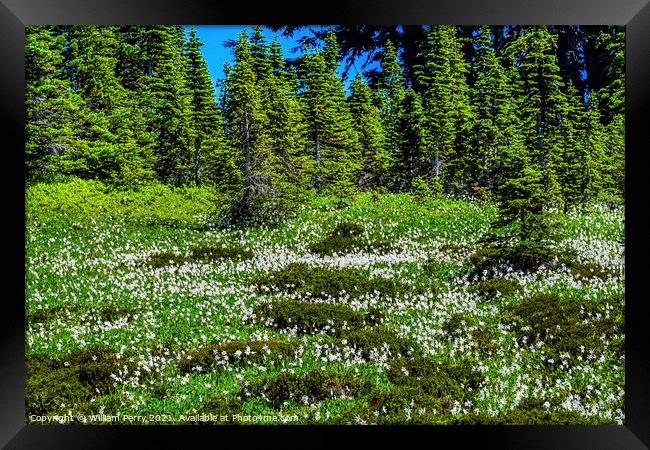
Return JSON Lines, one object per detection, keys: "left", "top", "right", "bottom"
{"left": 395, "top": 88, "right": 427, "bottom": 190}
{"left": 470, "top": 26, "right": 522, "bottom": 196}
{"left": 348, "top": 73, "right": 389, "bottom": 190}
{"left": 59, "top": 25, "right": 155, "bottom": 185}
{"left": 184, "top": 28, "right": 227, "bottom": 188}
{"left": 300, "top": 30, "right": 361, "bottom": 205}
{"left": 377, "top": 39, "right": 406, "bottom": 190}
{"left": 414, "top": 25, "right": 473, "bottom": 192}
{"left": 505, "top": 26, "right": 567, "bottom": 202}
{"left": 25, "top": 26, "right": 86, "bottom": 181}
{"left": 123, "top": 25, "right": 195, "bottom": 185}
{"left": 222, "top": 30, "right": 274, "bottom": 224}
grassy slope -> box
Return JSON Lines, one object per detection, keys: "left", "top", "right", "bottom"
{"left": 25, "top": 178, "right": 625, "bottom": 424}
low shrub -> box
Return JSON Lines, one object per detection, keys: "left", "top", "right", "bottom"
{"left": 179, "top": 339, "right": 298, "bottom": 373}
{"left": 252, "top": 300, "right": 366, "bottom": 335}
{"left": 340, "top": 326, "right": 422, "bottom": 359}
{"left": 309, "top": 221, "right": 396, "bottom": 256}
{"left": 252, "top": 263, "right": 416, "bottom": 300}
{"left": 468, "top": 278, "right": 522, "bottom": 300}
{"left": 189, "top": 397, "right": 244, "bottom": 424}
{"left": 454, "top": 398, "right": 615, "bottom": 425}
{"left": 244, "top": 369, "right": 369, "bottom": 408}
{"left": 500, "top": 292, "right": 624, "bottom": 364}
{"left": 470, "top": 243, "right": 561, "bottom": 276}
{"left": 26, "top": 304, "right": 73, "bottom": 325}
{"left": 442, "top": 313, "right": 498, "bottom": 355}
{"left": 566, "top": 261, "right": 621, "bottom": 280}
{"left": 387, "top": 356, "right": 483, "bottom": 397}
{"left": 334, "top": 385, "right": 447, "bottom": 424}
{"left": 26, "top": 347, "right": 130, "bottom": 417}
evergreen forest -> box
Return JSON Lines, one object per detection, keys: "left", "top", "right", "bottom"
{"left": 25, "top": 25, "right": 625, "bottom": 425}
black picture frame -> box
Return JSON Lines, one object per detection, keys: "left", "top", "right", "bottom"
{"left": 2, "top": 0, "right": 648, "bottom": 448}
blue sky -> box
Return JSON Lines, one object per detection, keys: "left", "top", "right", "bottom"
{"left": 183, "top": 25, "right": 373, "bottom": 96}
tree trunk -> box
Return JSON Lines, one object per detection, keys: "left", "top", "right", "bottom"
{"left": 194, "top": 137, "right": 201, "bottom": 188}
{"left": 314, "top": 134, "right": 322, "bottom": 190}
{"left": 537, "top": 111, "right": 545, "bottom": 169}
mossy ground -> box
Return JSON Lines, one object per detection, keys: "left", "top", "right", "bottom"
{"left": 25, "top": 180, "right": 625, "bottom": 424}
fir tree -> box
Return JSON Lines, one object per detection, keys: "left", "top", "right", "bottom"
{"left": 470, "top": 26, "right": 522, "bottom": 196}
{"left": 300, "top": 31, "right": 361, "bottom": 204}
{"left": 550, "top": 82, "right": 589, "bottom": 211}
{"left": 377, "top": 40, "right": 406, "bottom": 190}
{"left": 222, "top": 31, "right": 274, "bottom": 224}
{"left": 414, "top": 25, "right": 473, "bottom": 192}
{"left": 60, "top": 25, "right": 155, "bottom": 185}
{"left": 348, "top": 73, "right": 389, "bottom": 190}
{"left": 25, "top": 26, "right": 85, "bottom": 181}
{"left": 505, "top": 26, "right": 567, "bottom": 201}
{"left": 264, "top": 35, "right": 313, "bottom": 216}
{"left": 184, "top": 28, "right": 227, "bottom": 188}
{"left": 395, "top": 88, "right": 427, "bottom": 190}
{"left": 126, "top": 25, "right": 195, "bottom": 185}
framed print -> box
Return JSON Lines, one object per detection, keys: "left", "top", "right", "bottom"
{"left": 1, "top": 0, "right": 649, "bottom": 448}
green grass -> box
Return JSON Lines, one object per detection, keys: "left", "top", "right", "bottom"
{"left": 25, "top": 178, "right": 625, "bottom": 425}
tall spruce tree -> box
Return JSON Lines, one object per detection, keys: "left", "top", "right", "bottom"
{"left": 262, "top": 35, "right": 313, "bottom": 215}
{"left": 124, "top": 25, "right": 195, "bottom": 185}
{"left": 377, "top": 39, "right": 406, "bottom": 189}
{"left": 25, "top": 26, "right": 86, "bottom": 181}
{"left": 505, "top": 26, "right": 567, "bottom": 202}
{"left": 348, "top": 73, "right": 390, "bottom": 190}
{"left": 300, "top": 30, "right": 361, "bottom": 204}
{"left": 184, "top": 28, "right": 227, "bottom": 188}
{"left": 60, "top": 25, "right": 155, "bottom": 185}
{"left": 395, "top": 88, "right": 428, "bottom": 190}
{"left": 550, "top": 82, "right": 590, "bottom": 211}
{"left": 470, "top": 26, "right": 521, "bottom": 196}
{"left": 222, "top": 31, "right": 275, "bottom": 224}
{"left": 414, "top": 25, "right": 473, "bottom": 192}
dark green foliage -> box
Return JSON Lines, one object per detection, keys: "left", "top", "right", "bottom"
{"left": 26, "top": 304, "right": 71, "bottom": 325}
{"left": 300, "top": 30, "right": 361, "bottom": 202}
{"left": 26, "top": 347, "right": 130, "bottom": 417}
{"left": 387, "top": 355, "right": 483, "bottom": 396}
{"left": 330, "top": 221, "right": 364, "bottom": 237}
{"left": 441, "top": 313, "right": 498, "bottom": 354}
{"left": 340, "top": 326, "right": 422, "bottom": 359}
{"left": 25, "top": 25, "right": 624, "bottom": 217}
{"left": 470, "top": 242, "right": 560, "bottom": 275}
{"left": 420, "top": 258, "right": 459, "bottom": 282}
{"left": 346, "top": 385, "right": 451, "bottom": 424}
{"left": 94, "top": 306, "right": 134, "bottom": 322}
{"left": 190, "top": 396, "right": 244, "bottom": 424}
{"left": 145, "top": 245, "right": 253, "bottom": 267}
{"left": 454, "top": 398, "right": 615, "bottom": 425}
{"left": 349, "top": 73, "right": 390, "bottom": 190}
{"left": 469, "top": 277, "right": 522, "bottom": 300}
{"left": 566, "top": 261, "right": 622, "bottom": 280}
{"left": 178, "top": 339, "right": 298, "bottom": 373}
{"left": 244, "top": 369, "right": 370, "bottom": 407}
{"left": 252, "top": 263, "right": 416, "bottom": 299}
{"left": 308, "top": 221, "right": 395, "bottom": 256}
{"left": 500, "top": 292, "right": 624, "bottom": 363}
{"left": 184, "top": 28, "right": 227, "bottom": 188}
{"left": 252, "top": 299, "right": 366, "bottom": 335}
{"left": 439, "top": 242, "right": 472, "bottom": 256}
